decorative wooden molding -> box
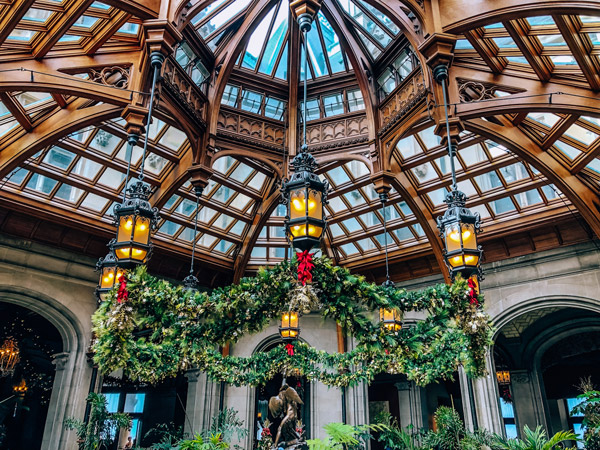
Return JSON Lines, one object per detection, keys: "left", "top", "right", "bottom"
{"left": 303, "top": 114, "right": 369, "bottom": 147}
{"left": 217, "top": 109, "right": 285, "bottom": 148}
{"left": 159, "top": 56, "right": 207, "bottom": 130}
{"left": 378, "top": 69, "right": 427, "bottom": 136}
{"left": 88, "top": 65, "right": 131, "bottom": 89}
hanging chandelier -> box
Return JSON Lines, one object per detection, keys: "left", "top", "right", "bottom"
{"left": 281, "top": 11, "right": 328, "bottom": 253}
{"left": 433, "top": 64, "right": 483, "bottom": 282}
{"left": 0, "top": 338, "right": 20, "bottom": 377}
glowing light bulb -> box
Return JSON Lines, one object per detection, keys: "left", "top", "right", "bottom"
{"left": 452, "top": 256, "right": 462, "bottom": 264}
{"left": 138, "top": 224, "right": 147, "bottom": 231}
{"left": 133, "top": 249, "right": 142, "bottom": 256}
{"left": 462, "top": 230, "right": 471, "bottom": 240}
{"left": 284, "top": 315, "right": 289, "bottom": 320}
{"left": 308, "top": 200, "right": 316, "bottom": 210}
{"left": 464, "top": 255, "right": 475, "bottom": 263}
{"left": 449, "top": 231, "right": 460, "bottom": 241}
{"left": 292, "top": 198, "right": 304, "bottom": 211}
{"left": 108, "top": 272, "right": 114, "bottom": 279}
{"left": 125, "top": 220, "right": 133, "bottom": 229}
{"left": 308, "top": 225, "right": 315, "bottom": 235}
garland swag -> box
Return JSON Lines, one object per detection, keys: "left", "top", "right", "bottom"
{"left": 92, "top": 256, "right": 493, "bottom": 387}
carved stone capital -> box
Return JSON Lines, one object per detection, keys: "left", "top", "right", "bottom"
{"left": 188, "top": 164, "right": 215, "bottom": 192}
{"left": 185, "top": 368, "right": 201, "bottom": 382}
{"left": 418, "top": 33, "right": 457, "bottom": 71}
{"left": 371, "top": 171, "right": 395, "bottom": 196}
{"left": 52, "top": 352, "right": 70, "bottom": 371}
{"left": 434, "top": 116, "right": 464, "bottom": 147}
{"left": 143, "top": 20, "right": 183, "bottom": 57}
{"left": 510, "top": 370, "right": 531, "bottom": 384}
{"left": 121, "top": 104, "right": 148, "bottom": 135}
{"left": 395, "top": 381, "right": 412, "bottom": 391}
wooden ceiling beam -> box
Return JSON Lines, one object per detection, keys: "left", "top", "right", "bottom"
{"left": 553, "top": 14, "right": 600, "bottom": 91}
{"left": 32, "top": 0, "right": 95, "bottom": 59}
{"left": 464, "top": 28, "right": 507, "bottom": 73}
{"left": 541, "top": 115, "right": 577, "bottom": 150}
{"left": 0, "top": 99, "right": 122, "bottom": 179}
{"left": 570, "top": 142, "right": 600, "bottom": 174}
{"left": 51, "top": 93, "right": 68, "bottom": 108}
{"left": 0, "top": 0, "right": 36, "bottom": 45}
{"left": 84, "top": 10, "right": 132, "bottom": 55}
{"left": 465, "top": 117, "right": 600, "bottom": 237}
{"left": 0, "top": 92, "right": 33, "bottom": 131}
{"left": 503, "top": 19, "right": 553, "bottom": 82}
{"left": 100, "top": 0, "right": 159, "bottom": 20}
{"left": 232, "top": 182, "right": 280, "bottom": 281}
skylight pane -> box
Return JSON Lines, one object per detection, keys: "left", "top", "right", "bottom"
{"left": 242, "top": 7, "right": 276, "bottom": 70}
{"left": 396, "top": 135, "right": 422, "bottom": 159}
{"left": 338, "top": 0, "right": 392, "bottom": 47}
{"left": 493, "top": 36, "right": 518, "bottom": 48}
{"left": 192, "top": 0, "right": 228, "bottom": 25}
{"left": 73, "top": 15, "right": 99, "bottom": 28}
{"left": 355, "top": 28, "right": 381, "bottom": 58}
{"left": 264, "top": 97, "right": 285, "bottom": 120}
{"left": 197, "top": 0, "right": 251, "bottom": 39}
{"left": 564, "top": 123, "right": 598, "bottom": 146}
{"left": 274, "top": 43, "right": 288, "bottom": 79}
{"left": 357, "top": 0, "right": 399, "bottom": 34}
{"left": 258, "top": 4, "right": 288, "bottom": 75}
{"left": 222, "top": 84, "right": 239, "bottom": 107}
{"left": 550, "top": 55, "right": 577, "bottom": 65}
{"left": 526, "top": 16, "right": 555, "bottom": 26}
{"left": 306, "top": 23, "right": 329, "bottom": 77}
{"left": 317, "top": 13, "right": 345, "bottom": 73}
{"left": 26, "top": 174, "right": 57, "bottom": 195}
{"left": 514, "top": 189, "right": 543, "bottom": 208}
{"left": 527, "top": 112, "right": 560, "bottom": 128}
{"left": 158, "top": 126, "right": 187, "bottom": 151}
{"left": 7, "top": 29, "right": 36, "bottom": 41}
{"left": 240, "top": 89, "right": 263, "bottom": 114}
{"left": 44, "top": 147, "right": 75, "bottom": 170}
{"left": 23, "top": 8, "right": 54, "bottom": 22}
{"left": 554, "top": 141, "right": 582, "bottom": 160}
{"left": 55, "top": 184, "right": 84, "bottom": 203}
{"left": 118, "top": 23, "right": 140, "bottom": 34}
{"left": 327, "top": 166, "right": 351, "bottom": 186}
{"left": 538, "top": 34, "right": 566, "bottom": 46}
{"left": 323, "top": 93, "right": 343, "bottom": 117}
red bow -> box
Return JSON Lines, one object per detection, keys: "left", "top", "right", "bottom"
{"left": 296, "top": 251, "right": 314, "bottom": 286}
{"left": 468, "top": 278, "right": 478, "bottom": 306}
{"left": 117, "top": 275, "right": 129, "bottom": 303}
{"left": 385, "top": 349, "right": 390, "bottom": 355}
{"left": 285, "top": 343, "right": 294, "bottom": 356}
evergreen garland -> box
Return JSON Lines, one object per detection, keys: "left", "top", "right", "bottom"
{"left": 92, "top": 256, "right": 493, "bottom": 387}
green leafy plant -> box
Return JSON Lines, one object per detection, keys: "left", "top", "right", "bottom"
{"left": 492, "top": 425, "right": 577, "bottom": 450}
{"left": 178, "top": 433, "right": 228, "bottom": 450}
{"left": 92, "top": 257, "right": 493, "bottom": 388}
{"left": 373, "top": 411, "right": 421, "bottom": 450}
{"left": 568, "top": 377, "right": 600, "bottom": 450}
{"left": 64, "top": 393, "right": 131, "bottom": 450}
{"left": 422, "top": 406, "right": 492, "bottom": 450}
{"left": 307, "top": 422, "right": 389, "bottom": 450}
{"left": 207, "top": 407, "right": 248, "bottom": 447}
{"left": 143, "top": 422, "right": 185, "bottom": 449}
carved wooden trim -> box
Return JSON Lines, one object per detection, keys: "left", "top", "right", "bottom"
{"left": 378, "top": 68, "right": 427, "bottom": 136}
{"left": 217, "top": 109, "right": 285, "bottom": 147}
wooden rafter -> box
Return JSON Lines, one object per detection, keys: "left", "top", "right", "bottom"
{"left": 503, "top": 19, "right": 553, "bottom": 81}
{"left": 0, "top": 0, "right": 36, "bottom": 45}
{"left": 0, "top": 92, "right": 32, "bottom": 131}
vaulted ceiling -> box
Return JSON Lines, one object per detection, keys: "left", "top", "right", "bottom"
{"left": 0, "top": 0, "right": 599, "bottom": 286}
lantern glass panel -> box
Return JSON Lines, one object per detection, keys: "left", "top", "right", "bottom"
{"left": 100, "top": 266, "right": 117, "bottom": 289}
{"left": 290, "top": 224, "right": 323, "bottom": 239}
{"left": 280, "top": 311, "right": 299, "bottom": 338}
{"left": 290, "top": 188, "right": 322, "bottom": 220}
{"left": 448, "top": 253, "right": 479, "bottom": 268}
{"left": 445, "top": 221, "right": 462, "bottom": 253}
{"left": 461, "top": 223, "right": 477, "bottom": 250}
{"left": 117, "top": 215, "right": 135, "bottom": 242}
{"left": 133, "top": 216, "right": 151, "bottom": 244}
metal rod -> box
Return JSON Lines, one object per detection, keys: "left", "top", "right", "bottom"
{"left": 381, "top": 195, "right": 390, "bottom": 283}
{"left": 302, "top": 28, "right": 308, "bottom": 150}
{"left": 121, "top": 133, "right": 137, "bottom": 203}
{"left": 441, "top": 79, "right": 458, "bottom": 191}
{"left": 139, "top": 58, "right": 161, "bottom": 182}
{"left": 190, "top": 189, "right": 201, "bottom": 275}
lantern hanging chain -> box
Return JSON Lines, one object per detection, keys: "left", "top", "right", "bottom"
{"left": 189, "top": 188, "right": 201, "bottom": 275}
{"left": 122, "top": 134, "right": 137, "bottom": 203}
{"left": 302, "top": 27, "right": 308, "bottom": 151}
{"left": 139, "top": 57, "right": 161, "bottom": 183}
{"left": 441, "top": 79, "right": 458, "bottom": 192}
{"left": 381, "top": 195, "right": 391, "bottom": 284}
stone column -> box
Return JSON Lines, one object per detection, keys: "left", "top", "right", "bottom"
{"left": 42, "top": 352, "right": 70, "bottom": 450}
{"left": 184, "top": 370, "right": 220, "bottom": 436}
{"left": 471, "top": 353, "right": 503, "bottom": 435}
{"left": 395, "top": 381, "right": 424, "bottom": 430}
{"left": 511, "top": 370, "right": 547, "bottom": 434}
{"left": 458, "top": 366, "right": 477, "bottom": 432}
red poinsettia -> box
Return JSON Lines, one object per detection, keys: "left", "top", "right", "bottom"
{"left": 468, "top": 278, "right": 478, "bottom": 306}
{"left": 117, "top": 275, "right": 128, "bottom": 303}
{"left": 296, "top": 250, "right": 314, "bottom": 285}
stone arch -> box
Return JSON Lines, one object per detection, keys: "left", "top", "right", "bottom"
{"left": 491, "top": 295, "right": 600, "bottom": 338}
{"left": 0, "top": 286, "right": 91, "bottom": 450}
